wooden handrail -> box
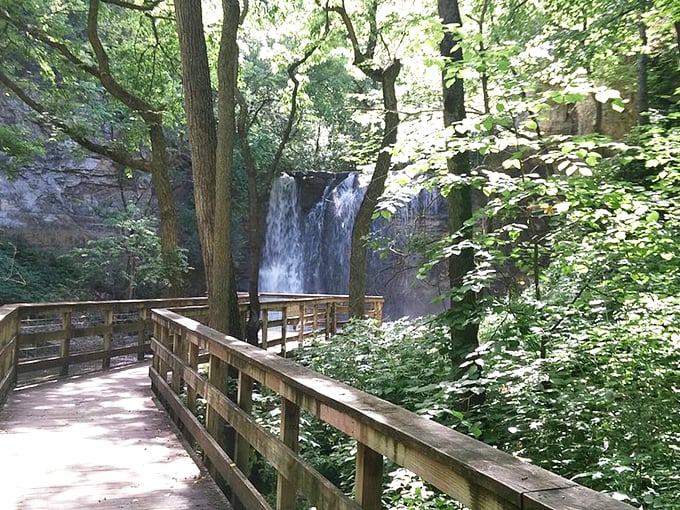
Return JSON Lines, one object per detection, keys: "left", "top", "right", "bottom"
{"left": 150, "top": 308, "right": 634, "bottom": 510}
{"left": 0, "top": 294, "right": 383, "bottom": 388}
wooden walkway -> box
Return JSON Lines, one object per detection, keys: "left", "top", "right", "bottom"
{"left": 0, "top": 363, "right": 231, "bottom": 510}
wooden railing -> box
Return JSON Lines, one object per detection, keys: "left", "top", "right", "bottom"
{"left": 0, "top": 305, "right": 18, "bottom": 405}
{"left": 150, "top": 308, "right": 634, "bottom": 510}
{"left": 0, "top": 294, "right": 383, "bottom": 392}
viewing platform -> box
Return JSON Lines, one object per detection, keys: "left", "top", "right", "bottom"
{"left": 0, "top": 295, "right": 634, "bottom": 509}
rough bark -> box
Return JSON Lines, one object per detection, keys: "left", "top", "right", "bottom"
{"left": 348, "top": 62, "right": 401, "bottom": 318}
{"left": 175, "top": 0, "right": 217, "bottom": 299}
{"left": 439, "top": 0, "right": 479, "bottom": 366}
{"left": 212, "top": 0, "right": 242, "bottom": 337}
{"left": 175, "top": 0, "right": 241, "bottom": 336}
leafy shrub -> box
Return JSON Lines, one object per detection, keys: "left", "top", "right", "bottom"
{"left": 0, "top": 238, "right": 77, "bottom": 303}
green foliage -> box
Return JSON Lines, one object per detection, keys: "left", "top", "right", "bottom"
{"left": 65, "top": 206, "right": 188, "bottom": 299}
{"left": 0, "top": 124, "right": 45, "bottom": 175}
{"left": 413, "top": 112, "right": 680, "bottom": 507}
{"left": 289, "top": 319, "right": 476, "bottom": 507}
{"left": 0, "top": 238, "right": 76, "bottom": 304}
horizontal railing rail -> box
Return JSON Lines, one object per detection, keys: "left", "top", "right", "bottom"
{"left": 150, "top": 307, "right": 634, "bottom": 510}
{"left": 0, "top": 293, "right": 384, "bottom": 389}
{"left": 14, "top": 297, "right": 210, "bottom": 383}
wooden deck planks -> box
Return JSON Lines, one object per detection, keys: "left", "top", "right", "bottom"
{"left": 0, "top": 363, "right": 231, "bottom": 510}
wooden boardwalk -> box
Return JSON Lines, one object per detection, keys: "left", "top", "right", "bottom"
{"left": 0, "top": 363, "right": 231, "bottom": 510}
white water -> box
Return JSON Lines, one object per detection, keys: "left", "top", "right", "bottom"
{"left": 259, "top": 175, "right": 304, "bottom": 293}
{"left": 259, "top": 173, "right": 364, "bottom": 294}
{"left": 259, "top": 172, "right": 447, "bottom": 317}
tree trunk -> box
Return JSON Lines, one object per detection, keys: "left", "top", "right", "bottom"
{"left": 675, "top": 21, "right": 680, "bottom": 62}
{"left": 328, "top": 2, "right": 402, "bottom": 319}
{"left": 637, "top": 19, "right": 649, "bottom": 125}
{"left": 439, "top": 0, "right": 479, "bottom": 367}
{"left": 348, "top": 61, "right": 401, "bottom": 318}
{"left": 88, "top": 0, "right": 182, "bottom": 296}
{"left": 149, "top": 122, "right": 183, "bottom": 297}
{"left": 175, "top": 0, "right": 217, "bottom": 299}
{"left": 212, "top": 0, "right": 242, "bottom": 337}
{"left": 236, "top": 91, "right": 263, "bottom": 345}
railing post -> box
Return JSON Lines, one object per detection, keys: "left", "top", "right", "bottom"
{"left": 261, "top": 310, "right": 269, "bottom": 350}
{"left": 12, "top": 310, "right": 19, "bottom": 386}
{"left": 355, "top": 443, "right": 383, "bottom": 510}
{"left": 298, "top": 304, "right": 304, "bottom": 346}
{"left": 331, "top": 302, "right": 337, "bottom": 336}
{"left": 312, "top": 303, "right": 318, "bottom": 333}
{"left": 171, "top": 329, "right": 184, "bottom": 393}
{"left": 206, "top": 354, "right": 229, "bottom": 468}
{"left": 60, "top": 310, "right": 71, "bottom": 377}
{"left": 280, "top": 306, "right": 287, "bottom": 357}
{"left": 154, "top": 319, "right": 170, "bottom": 381}
{"left": 235, "top": 372, "right": 254, "bottom": 479}
{"left": 276, "top": 397, "right": 300, "bottom": 510}
{"left": 102, "top": 308, "right": 113, "bottom": 369}
{"left": 138, "top": 305, "right": 147, "bottom": 361}
{"left": 186, "top": 339, "right": 199, "bottom": 413}
{"left": 325, "top": 304, "right": 331, "bottom": 340}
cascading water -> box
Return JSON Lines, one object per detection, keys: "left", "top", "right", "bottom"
{"left": 259, "top": 172, "right": 447, "bottom": 318}
{"left": 259, "top": 175, "right": 304, "bottom": 293}
{"left": 308, "top": 173, "right": 363, "bottom": 294}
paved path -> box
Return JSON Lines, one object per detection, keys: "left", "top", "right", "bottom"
{"left": 0, "top": 363, "right": 231, "bottom": 509}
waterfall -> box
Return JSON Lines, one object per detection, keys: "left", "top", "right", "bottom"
{"left": 259, "top": 173, "right": 447, "bottom": 318}
{"left": 259, "top": 175, "right": 304, "bottom": 293}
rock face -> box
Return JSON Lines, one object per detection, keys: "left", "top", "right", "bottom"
{"left": 0, "top": 88, "right": 154, "bottom": 252}
{"left": 0, "top": 145, "right": 152, "bottom": 251}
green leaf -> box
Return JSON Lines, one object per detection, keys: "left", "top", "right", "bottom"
{"left": 611, "top": 98, "right": 626, "bottom": 113}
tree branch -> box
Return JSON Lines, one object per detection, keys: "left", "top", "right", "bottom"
{"left": 88, "top": 0, "right": 160, "bottom": 119}
{"left": 0, "top": 68, "right": 152, "bottom": 172}
{"left": 327, "top": 1, "right": 383, "bottom": 80}
{"left": 101, "top": 0, "right": 162, "bottom": 11}
{"left": 270, "top": 42, "right": 320, "bottom": 176}
{"left": 0, "top": 8, "right": 100, "bottom": 77}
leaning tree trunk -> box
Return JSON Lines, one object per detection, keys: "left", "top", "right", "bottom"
{"left": 88, "top": 0, "right": 182, "bottom": 296}
{"left": 327, "top": 2, "right": 403, "bottom": 319}
{"left": 348, "top": 62, "right": 401, "bottom": 318}
{"left": 439, "top": 0, "right": 479, "bottom": 367}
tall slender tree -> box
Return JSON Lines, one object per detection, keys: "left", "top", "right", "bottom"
{"left": 174, "top": 0, "right": 241, "bottom": 335}
{"left": 326, "top": 0, "right": 401, "bottom": 318}
{"left": 438, "top": 0, "right": 479, "bottom": 367}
